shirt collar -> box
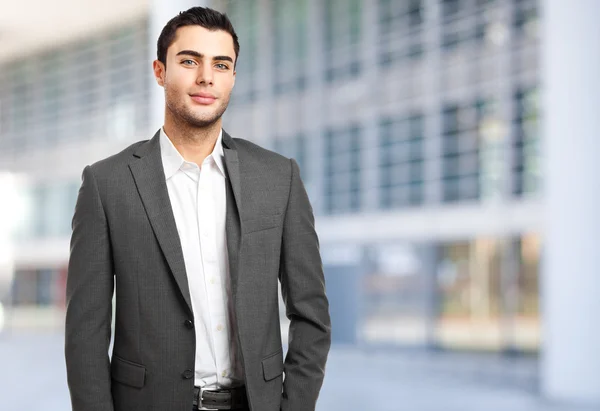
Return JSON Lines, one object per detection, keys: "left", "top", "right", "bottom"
{"left": 211, "top": 129, "right": 226, "bottom": 177}
{"left": 159, "top": 127, "right": 226, "bottom": 180}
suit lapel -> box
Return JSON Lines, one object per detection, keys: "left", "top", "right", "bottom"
{"left": 129, "top": 130, "right": 193, "bottom": 314}
{"left": 222, "top": 131, "right": 243, "bottom": 301}
{"left": 127, "top": 129, "right": 244, "bottom": 315}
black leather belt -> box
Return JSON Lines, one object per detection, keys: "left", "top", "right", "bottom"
{"left": 193, "top": 386, "right": 248, "bottom": 410}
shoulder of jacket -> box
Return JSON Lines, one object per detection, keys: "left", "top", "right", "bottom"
{"left": 233, "top": 137, "right": 292, "bottom": 165}
{"left": 88, "top": 140, "right": 147, "bottom": 176}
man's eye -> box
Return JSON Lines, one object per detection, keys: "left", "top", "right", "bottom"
{"left": 216, "top": 63, "right": 229, "bottom": 70}
{"left": 182, "top": 59, "right": 196, "bottom": 65}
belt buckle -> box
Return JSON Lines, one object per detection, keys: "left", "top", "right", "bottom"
{"left": 198, "top": 386, "right": 220, "bottom": 411}
{"left": 197, "top": 386, "right": 203, "bottom": 410}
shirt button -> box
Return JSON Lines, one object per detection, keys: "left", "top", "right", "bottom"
{"left": 182, "top": 369, "right": 194, "bottom": 379}
{"left": 210, "top": 277, "right": 216, "bottom": 285}
{"left": 184, "top": 320, "right": 194, "bottom": 329}
{"left": 221, "top": 370, "right": 227, "bottom": 377}
{"left": 216, "top": 324, "right": 223, "bottom": 332}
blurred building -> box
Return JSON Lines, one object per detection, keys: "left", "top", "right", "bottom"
{"left": 0, "top": 0, "right": 541, "bottom": 350}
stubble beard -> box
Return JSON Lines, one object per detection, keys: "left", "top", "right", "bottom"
{"left": 165, "top": 86, "right": 231, "bottom": 130}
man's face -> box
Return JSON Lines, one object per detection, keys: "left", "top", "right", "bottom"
{"left": 154, "top": 25, "right": 236, "bottom": 128}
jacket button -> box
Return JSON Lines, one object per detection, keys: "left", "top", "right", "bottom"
{"left": 182, "top": 369, "right": 194, "bottom": 379}
{"left": 184, "top": 320, "right": 194, "bottom": 329}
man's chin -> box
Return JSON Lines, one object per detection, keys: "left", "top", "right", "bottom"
{"left": 184, "top": 114, "right": 223, "bottom": 129}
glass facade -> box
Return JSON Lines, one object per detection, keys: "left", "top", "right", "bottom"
{"left": 324, "top": 125, "right": 362, "bottom": 214}
{"left": 513, "top": 87, "right": 540, "bottom": 197}
{"left": 272, "top": 0, "right": 308, "bottom": 94}
{"left": 0, "top": 19, "right": 150, "bottom": 155}
{"left": 226, "top": 0, "right": 259, "bottom": 102}
{"left": 441, "top": 103, "right": 481, "bottom": 203}
{"left": 273, "top": 133, "right": 308, "bottom": 181}
{"left": 0, "top": 0, "right": 542, "bottom": 350}
{"left": 361, "top": 235, "right": 540, "bottom": 351}
{"left": 11, "top": 180, "right": 79, "bottom": 241}
{"left": 10, "top": 268, "right": 66, "bottom": 307}
{"left": 379, "top": 0, "right": 423, "bottom": 65}
{"left": 323, "top": 0, "right": 362, "bottom": 83}
{"left": 379, "top": 114, "right": 425, "bottom": 208}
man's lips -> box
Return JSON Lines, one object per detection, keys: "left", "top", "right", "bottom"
{"left": 190, "top": 93, "right": 216, "bottom": 105}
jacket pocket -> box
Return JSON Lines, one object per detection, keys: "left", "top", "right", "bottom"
{"left": 111, "top": 355, "right": 146, "bottom": 388}
{"left": 244, "top": 213, "right": 282, "bottom": 234}
{"left": 261, "top": 349, "right": 284, "bottom": 381}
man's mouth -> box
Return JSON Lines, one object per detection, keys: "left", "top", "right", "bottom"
{"left": 190, "top": 93, "right": 216, "bottom": 105}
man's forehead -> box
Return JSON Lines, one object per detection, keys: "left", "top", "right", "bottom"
{"left": 170, "top": 26, "right": 235, "bottom": 57}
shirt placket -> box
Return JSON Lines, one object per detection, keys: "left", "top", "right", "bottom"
{"left": 198, "top": 161, "right": 229, "bottom": 384}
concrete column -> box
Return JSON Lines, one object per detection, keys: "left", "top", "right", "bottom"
{"left": 541, "top": 0, "right": 600, "bottom": 405}
{"left": 305, "top": 0, "right": 326, "bottom": 214}
{"left": 421, "top": 243, "right": 441, "bottom": 349}
{"left": 148, "top": 0, "right": 209, "bottom": 131}
{"left": 254, "top": 0, "right": 274, "bottom": 144}
{"left": 423, "top": 0, "right": 442, "bottom": 204}
{"left": 360, "top": 0, "right": 380, "bottom": 212}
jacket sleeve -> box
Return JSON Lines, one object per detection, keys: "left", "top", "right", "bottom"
{"left": 279, "top": 158, "right": 332, "bottom": 411}
{"left": 65, "top": 165, "right": 115, "bottom": 411}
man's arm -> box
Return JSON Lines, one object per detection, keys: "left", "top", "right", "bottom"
{"left": 65, "top": 165, "right": 115, "bottom": 411}
{"left": 278, "top": 158, "right": 332, "bottom": 411}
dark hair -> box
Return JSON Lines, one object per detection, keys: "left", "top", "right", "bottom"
{"left": 157, "top": 6, "right": 239, "bottom": 68}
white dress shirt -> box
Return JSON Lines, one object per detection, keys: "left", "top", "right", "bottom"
{"left": 159, "top": 128, "right": 244, "bottom": 402}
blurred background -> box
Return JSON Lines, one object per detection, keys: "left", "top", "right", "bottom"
{"left": 0, "top": 0, "right": 598, "bottom": 410}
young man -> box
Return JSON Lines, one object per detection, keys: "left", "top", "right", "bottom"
{"left": 65, "top": 7, "right": 331, "bottom": 411}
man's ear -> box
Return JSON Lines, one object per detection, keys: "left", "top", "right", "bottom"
{"left": 232, "top": 70, "right": 236, "bottom": 88}
{"left": 153, "top": 60, "right": 166, "bottom": 87}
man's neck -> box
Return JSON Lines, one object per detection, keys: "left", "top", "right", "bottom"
{"left": 162, "top": 117, "right": 221, "bottom": 166}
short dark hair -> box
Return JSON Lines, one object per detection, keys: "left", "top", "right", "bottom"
{"left": 157, "top": 6, "right": 240, "bottom": 68}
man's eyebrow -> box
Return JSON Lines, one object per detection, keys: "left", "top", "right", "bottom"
{"left": 213, "top": 55, "right": 234, "bottom": 63}
{"left": 176, "top": 50, "right": 234, "bottom": 63}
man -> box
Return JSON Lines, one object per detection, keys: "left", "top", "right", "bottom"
{"left": 65, "top": 7, "right": 331, "bottom": 411}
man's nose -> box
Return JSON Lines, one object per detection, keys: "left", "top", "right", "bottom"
{"left": 196, "top": 62, "right": 214, "bottom": 85}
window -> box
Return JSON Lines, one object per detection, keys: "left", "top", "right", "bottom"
{"left": 514, "top": 0, "right": 538, "bottom": 38}
{"left": 379, "top": 114, "right": 425, "bottom": 209}
{"left": 437, "top": 238, "right": 504, "bottom": 349}
{"left": 41, "top": 53, "right": 65, "bottom": 145}
{"left": 109, "top": 27, "right": 136, "bottom": 104}
{"left": 324, "top": 0, "right": 362, "bottom": 83}
{"left": 11, "top": 270, "right": 38, "bottom": 306}
{"left": 473, "top": 0, "right": 497, "bottom": 46}
{"left": 516, "top": 234, "right": 540, "bottom": 317}
{"left": 228, "top": 0, "right": 259, "bottom": 103}
{"left": 0, "top": 92, "right": 9, "bottom": 151}
{"left": 74, "top": 39, "right": 101, "bottom": 138}
{"left": 9, "top": 62, "right": 33, "bottom": 150}
{"left": 273, "top": 0, "right": 308, "bottom": 94}
{"left": 441, "top": 103, "right": 481, "bottom": 203}
{"left": 0, "top": 19, "right": 149, "bottom": 151}
{"left": 477, "top": 99, "right": 507, "bottom": 200}
{"left": 11, "top": 269, "right": 61, "bottom": 306}
{"left": 26, "top": 180, "right": 79, "bottom": 239}
{"left": 442, "top": 0, "right": 461, "bottom": 18}
{"left": 441, "top": 7, "right": 474, "bottom": 52}
{"left": 441, "top": 0, "right": 496, "bottom": 51}
{"left": 379, "top": 0, "right": 424, "bottom": 66}
{"left": 37, "top": 269, "right": 56, "bottom": 306}
{"left": 513, "top": 87, "right": 540, "bottom": 197}
{"left": 273, "top": 133, "right": 308, "bottom": 180}
{"left": 108, "top": 26, "right": 139, "bottom": 140}
{"left": 32, "top": 183, "right": 48, "bottom": 237}
{"left": 324, "top": 125, "right": 362, "bottom": 214}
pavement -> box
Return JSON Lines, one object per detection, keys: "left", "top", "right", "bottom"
{"left": 0, "top": 331, "right": 597, "bottom": 411}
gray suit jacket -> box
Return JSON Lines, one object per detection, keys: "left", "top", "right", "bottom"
{"left": 65, "top": 130, "right": 331, "bottom": 411}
